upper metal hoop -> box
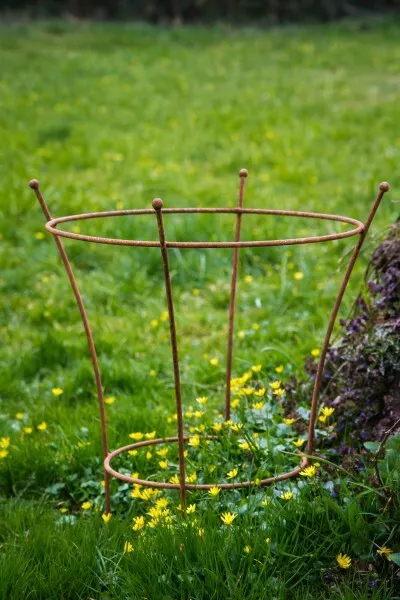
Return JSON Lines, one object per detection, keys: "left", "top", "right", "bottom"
{"left": 45, "top": 208, "right": 364, "bottom": 248}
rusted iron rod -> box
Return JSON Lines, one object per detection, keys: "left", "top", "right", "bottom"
{"left": 30, "top": 179, "right": 111, "bottom": 514}
{"left": 152, "top": 198, "right": 187, "bottom": 510}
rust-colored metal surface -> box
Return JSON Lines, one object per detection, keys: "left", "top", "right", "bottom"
{"left": 30, "top": 172, "right": 390, "bottom": 512}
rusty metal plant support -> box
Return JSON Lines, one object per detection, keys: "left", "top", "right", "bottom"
{"left": 30, "top": 172, "right": 390, "bottom": 512}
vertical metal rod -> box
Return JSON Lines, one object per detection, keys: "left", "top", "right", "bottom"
{"left": 29, "top": 179, "right": 112, "bottom": 514}
{"left": 306, "top": 182, "right": 390, "bottom": 456}
{"left": 152, "top": 198, "right": 187, "bottom": 510}
{"left": 224, "top": 168, "right": 248, "bottom": 420}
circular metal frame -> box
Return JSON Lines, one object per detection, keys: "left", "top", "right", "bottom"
{"left": 104, "top": 436, "right": 308, "bottom": 490}
{"left": 30, "top": 173, "right": 390, "bottom": 512}
{"left": 45, "top": 207, "right": 364, "bottom": 248}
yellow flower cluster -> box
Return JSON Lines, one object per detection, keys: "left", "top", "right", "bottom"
{"left": 318, "top": 405, "right": 335, "bottom": 424}
{"left": 230, "top": 371, "right": 252, "bottom": 393}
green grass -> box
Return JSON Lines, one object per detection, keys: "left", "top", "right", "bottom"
{"left": 0, "top": 18, "right": 399, "bottom": 599}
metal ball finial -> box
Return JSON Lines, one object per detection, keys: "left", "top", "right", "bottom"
{"left": 239, "top": 168, "right": 248, "bottom": 178}
{"left": 152, "top": 198, "right": 164, "bottom": 210}
{"left": 379, "top": 182, "right": 390, "bottom": 192}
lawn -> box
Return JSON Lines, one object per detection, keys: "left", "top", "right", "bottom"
{"left": 0, "top": 17, "right": 399, "bottom": 599}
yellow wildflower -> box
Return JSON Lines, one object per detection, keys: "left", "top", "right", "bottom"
{"left": 377, "top": 546, "right": 393, "bottom": 560}
{"left": 321, "top": 406, "right": 335, "bottom": 417}
{"left": 140, "top": 489, "right": 157, "bottom": 501}
{"left": 231, "top": 398, "right": 240, "bottom": 409}
{"left": 81, "top": 501, "right": 91, "bottom": 510}
{"left": 293, "top": 438, "right": 305, "bottom": 448}
{"left": 124, "top": 541, "right": 133, "bottom": 553}
{"left": 318, "top": 415, "right": 327, "bottom": 424}
{"left": 0, "top": 437, "right": 10, "bottom": 449}
{"left": 151, "top": 319, "right": 159, "bottom": 328}
{"left": 132, "top": 516, "right": 145, "bottom": 531}
{"left": 159, "top": 460, "right": 168, "bottom": 469}
{"left": 186, "top": 472, "right": 197, "bottom": 483}
{"left": 128, "top": 450, "right": 138, "bottom": 456}
{"left": 196, "top": 396, "right": 208, "bottom": 405}
{"left": 146, "top": 451, "right": 152, "bottom": 460}
{"left": 269, "top": 381, "right": 281, "bottom": 390}
{"left": 311, "top": 348, "right": 320, "bottom": 357}
{"left": 16, "top": 412, "right": 24, "bottom": 420}
{"left": 265, "top": 537, "right": 271, "bottom": 543}
{"left": 160, "top": 311, "right": 169, "bottom": 321}
{"left": 156, "top": 498, "right": 169, "bottom": 509}
{"left": 336, "top": 553, "right": 351, "bottom": 569}
{"left": 239, "top": 441, "right": 250, "bottom": 451}
{"left": 231, "top": 423, "right": 243, "bottom": 432}
{"left": 227, "top": 467, "right": 238, "bottom": 479}
{"left": 280, "top": 491, "right": 293, "bottom": 500}
{"left": 192, "top": 289, "right": 200, "bottom": 296}
{"left": 23, "top": 427, "right": 33, "bottom": 435}
{"left": 294, "top": 272, "right": 304, "bottom": 280}
{"left": 52, "top": 388, "right": 63, "bottom": 396}
{"left": 209, "top": 486, "right": 221, "bottom": 497}
{"left": 170, "top": 475, "right": 180, "bottom": 484}
{"left": 212, "top": 423, "right": 223, "bottom": 432}
{"left": 252, "top": 323, "right": 260, "bottom": 330}
{"left": 261, "top": 499, "right": 270, "bottom": 507}
{"left": 244, "top": 545, "right": 251, "bottom": 553}
{"left": 145, "top": 431, "right": 156, "bottom": 439}
{"left": 244, "top": 275, "right": 253, "bottom": 283}
{"left": 35, "top": 232, "right": 45, "bottom": 240}
{"left": 300, "top": 465, "right": 317, "bottom": 478}
{"left": 37, "top": 421, "right": 47, "bottom": 431}
{"left": 156, "top": 447, "right": 169, "bottom": 457}
{"left": 252, "top": 401, "right": 264, "bottom": 410}
{"left": 189, "top": 435, "right": 200, "bottom": 447}
{"left": 197, "top": 527, "right": 205, "bottom": 537}
{"left": 252, "top": 364, "right": 262, "bottom": 373}
{"left": 242, "top": 387, "right": 254, "bottom": 396}
{"left": 0, "top": 450, "right": 8, "bottom": 459}
{"left": 186, "top": 504, "right": 196, "bottom": 514}
{"left": 254, "top": 388, "right": 266, "bottom": 397}
{"left": 105, "top": 396, "right": 115, "bottom": 405}
{"left": 238, "top": 331, "right": 245, "bottom": 339}
{"left": 273, "top": 388, "right": 285, "bottom": 397}
{"left": 209, "top": 357, "right": 219, "bottom": 366}
{"left": 59, "top": 507, "right": 68, "bottom": 514}
{"left": 130, "top": 487, "right": 142, "bottom": 499}
{"left": 220, "top": 511, "right": 237, "bottom": 526}
{"left": 102, "top": 513, "right": 112, "bottom": 524}
{"left": 150, "top": 370, "right": 157, "bottom": 377}
{"left": 129, "top": 432, "right": 144, "bottom": 441}
{"left": 275, "top": 365, "right": 284, "bottom": 373}
{"left": 283, "top": 418, "right": 295, "bottom": 425}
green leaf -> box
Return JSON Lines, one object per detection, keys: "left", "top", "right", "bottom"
{"left": 389, "top": 553, "right": 400, "bottom": 566}
{"left": 363, "top": 441, "right": 379, "bottom": 453}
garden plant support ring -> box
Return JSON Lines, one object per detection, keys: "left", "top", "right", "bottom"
{"left": 30, "top": 171, "right": 390, "bottom": 513}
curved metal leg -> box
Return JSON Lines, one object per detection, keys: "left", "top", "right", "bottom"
{"left": 29, "top": 179, "right": 111, "bottom": 514}
{"left": 152, "top": 198, "right": 187, "bottom": 510}
{"left": 306, "top": 182, "right": 390, "bottom": 457}
{"left": 225, "top": 169, "right": 248, "bottom": 420}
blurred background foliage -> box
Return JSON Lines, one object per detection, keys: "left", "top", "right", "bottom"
{"left": 2, "top": 0, "right": 400, "bottom": 23}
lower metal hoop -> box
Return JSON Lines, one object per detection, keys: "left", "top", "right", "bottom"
{"left": 103, "top": 436, "right": 309, "bottom": 491}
